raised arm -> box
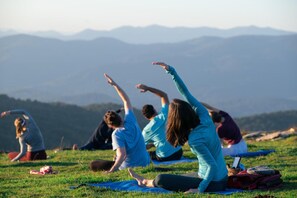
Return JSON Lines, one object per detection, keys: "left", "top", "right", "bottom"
{"left": 1, "top": 109, "right": 31, "bottom": 119}
{"left": 136, "top": 84, "right": 169, "bottom": 106}
{"left": 104, "top": 73, "right": 132, "bottom": 112}
{"left": 200, "top": 102, "right": 221, "bottom": 113}
{"left": 153, "top": 62, "right": 211, "bottom": 124}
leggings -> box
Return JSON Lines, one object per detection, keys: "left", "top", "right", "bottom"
{"left": 153, "top": 173, "right": 228, "bottom": 192}
{"left": 150, "top": 149, "right": 183, "bottom": 162}
{"left": 8, "top": 150, "right": 47, "bottom": 161}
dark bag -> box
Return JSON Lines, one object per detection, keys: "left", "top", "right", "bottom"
{"left": 228, "top": 169, "right": 282, "bottom": 190}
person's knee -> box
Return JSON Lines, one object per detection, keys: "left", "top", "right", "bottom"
{"left": 90, "top": 160, "right": 113, "bottom": 171}
{"left": 154, "top": 174, "right": 169, "bottom": 187}
{"left": 90, "top": 160, "right": 101, "bottom": 171}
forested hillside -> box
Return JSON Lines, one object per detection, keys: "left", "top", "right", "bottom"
{"left": 235, "top": 110, "right": 297, "bottom": 131}
{"left": 0, "top": 94, "right": 148, "bottom": 151}
{"left": 1, "top": 94, "right": 296, "bottom": 151}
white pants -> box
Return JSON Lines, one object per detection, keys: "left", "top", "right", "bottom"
{"left": 222, "top": 139, "right": 248, "bottom": 156}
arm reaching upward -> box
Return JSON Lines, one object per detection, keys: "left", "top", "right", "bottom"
{"left": 153, "top": 61, "right": 210, "bottom": 124}
{"left": 104, "top": 73, "right": 132, "bottom": 112}
{"left": 136, "top": 84, "right": 169, "bottom": 106}
{"left": 200, "top": 102, "right": 221, "bottom": 113}
{"left": 152, "top": 61, "right": 170, "bottom": 71}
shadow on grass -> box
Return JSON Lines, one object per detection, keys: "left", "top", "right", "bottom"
{"left": 0, "top": 161, "right": 77, "bottom": 168}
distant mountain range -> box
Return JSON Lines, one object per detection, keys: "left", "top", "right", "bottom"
{"left": 0, "top": 30, "right": 296, "bottom": 117}
{"left": 0, "top": 25, "right": 295, "bottom": 44}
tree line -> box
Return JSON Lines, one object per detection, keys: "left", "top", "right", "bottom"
{"left": 0, "top": 94, "right": 296, "bottom": 151}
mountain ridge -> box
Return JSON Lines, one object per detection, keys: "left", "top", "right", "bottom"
{"left": 0, "top": 34, "right": 296, "bottom": 117}
{"left": 0, "top": 25, "right": 295, "bottom": 44}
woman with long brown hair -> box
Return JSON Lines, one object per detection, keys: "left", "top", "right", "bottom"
{"left": 128, "top": 62, "right": 228, "bottom": 194}
{"left": 1, "top": 109, "right": 47, "bottom": 162}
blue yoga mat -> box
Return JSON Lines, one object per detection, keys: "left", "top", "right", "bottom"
{"left": 230, "top": 149, "right": 275, "bottom": 158}
{"left": 152, "top": 157, "right": 196, "bottom": 166}
{"left": 78, "top": 180, "right": 244, "bottom": 195}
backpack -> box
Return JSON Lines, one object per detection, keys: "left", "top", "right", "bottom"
{"left": 227, "top": 168, "right": 282, "bottom": 190}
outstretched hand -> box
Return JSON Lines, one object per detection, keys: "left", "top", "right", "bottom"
{"left": 0, "top": 111, "right": 8, "bottom": 118}
{"left": 104, "top": 73, "right": 117, "bottom": 86}
{"left": 152, "top": 62, "right": 170, "bottom": 71}
{"left": 136, "top": 84, "right": 148, "bottom": 93}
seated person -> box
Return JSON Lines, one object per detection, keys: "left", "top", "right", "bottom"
{"left": 73, "top": 108, "right": 123, "bottom": 151}
{"left": 1, "top": 109, "right": 47, "bottom": 162}
{"left": 90, "top": 73, "right": 150, "bottom": 173}
{"left": 201, "top": 102, "right": 248, "bottom": 156}
{"left": 136, "top": 84, "right": 183, "bottom": 161}
{"left": 125, "top": 62, "right": 228, "bottom": 193}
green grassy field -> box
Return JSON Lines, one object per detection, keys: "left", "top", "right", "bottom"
{"left": 1, "top": 136, "right": 296, "bottom": 198}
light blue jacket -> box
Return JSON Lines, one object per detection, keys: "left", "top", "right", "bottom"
{"left": 142, "top": 104, "right": 181, "bottom": 158}
{"left": 167, "top": 66, "right": 228, "bottom": 192}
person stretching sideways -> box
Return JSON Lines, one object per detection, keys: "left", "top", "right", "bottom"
{"left": 90, "top": 73, "right": 150, "bottom": 173}
{"left": 128, "top": 62, "right": 228, "bottom": 194}
{"left": 73, "top": 108, "right": 123, "bottom": 151}
{"left": 1, "top": 109, "right": 47, "bottom": 162}
{"left": 201, "top": 102, "right": 248, "bottom": 156}
{"left": 136, "top": 84, "right": 183, "bottom": 161}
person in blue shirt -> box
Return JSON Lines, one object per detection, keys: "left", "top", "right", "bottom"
{"left": 136, "top": 84, "right": 183, "bottom": 161}
{"left": 90, "top": 73, "right": 150, "bottom": 173}
{"left": 128, "top": 62, "right": 228, "bottom": 193}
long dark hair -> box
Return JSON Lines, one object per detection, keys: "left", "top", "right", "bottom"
{"left": 166, "top": 99, "right": 200, "bottom": 147}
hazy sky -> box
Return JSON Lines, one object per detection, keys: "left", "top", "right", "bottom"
{"left": 0, "top": 0, "right": 296, "bottom": 33}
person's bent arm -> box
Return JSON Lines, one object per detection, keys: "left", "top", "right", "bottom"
{"left": 11, "top": 138, "right": 27, "bottom": 162}
{"left": 104, "top": 73, "right": 132, "bottom": 112}
{"left": 136, "top": 84, "right": 169, "bottom": 106}
{"left": 108, "top": 147, "right": 126, "bottom": 172}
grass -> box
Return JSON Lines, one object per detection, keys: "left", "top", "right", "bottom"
{"left": 0, "top": 136, "right": 297, "bottom": 198}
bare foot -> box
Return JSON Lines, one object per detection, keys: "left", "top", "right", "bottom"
{"left": 128, "top": 168, "right": 145, "bottom": 186}
{"left": 72, "top": 144, "right": 78, "bottom": 150}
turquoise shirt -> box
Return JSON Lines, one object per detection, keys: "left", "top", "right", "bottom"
{"left": 112, "top": 109, "right": 151, "bottom": 170}
{"left": 167, "top": 66, "right": 228, "bottom": 192}
{"left": 142, "top": 104, "right": 181, "bottom": 158}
